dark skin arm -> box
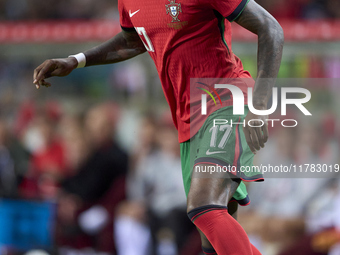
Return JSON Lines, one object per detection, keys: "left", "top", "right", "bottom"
{"left": 33, "top": 30, "right": 146, "bottom": 88}
{"left": 235, "top": 0, "right": 284, "bottom": 154}
{"left": 193, "top": 3, "right": 284, "bottom": 250}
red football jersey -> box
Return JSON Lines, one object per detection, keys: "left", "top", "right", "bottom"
{"left": 118, "top": 0, "right": 254, "bottom": 143}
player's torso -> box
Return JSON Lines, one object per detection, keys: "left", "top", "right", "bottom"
{"left": 119, "top": 0, "right": 252, "bottom": 142}
{"left": 122, "top": 0, "right": 201, "bottom": 45}
{"left": 120, "top": 0, "right": 232, "bottom": 69}
{"left": 122, "top": 0, "right": 195, "bottom": 36}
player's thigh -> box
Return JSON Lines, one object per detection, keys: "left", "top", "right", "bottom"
{"left": 187, "top": 167, "right": 240, "bottom": 211}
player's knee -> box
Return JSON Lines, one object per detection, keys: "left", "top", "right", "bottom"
{"left": 186, "top": 189, "right": 221, "bottom": 214}
{"left": 186, "top": 203, "right": 197, "bottom": 214}
{"left": 187, "top": 203, "right": 229, "bottom": 223}
{"left": 186, "top": 191, "right": 219, "bottom": 216}
{"left": 186, "top": 204, "right": 205, "bottom": 222}
{"left": 186, "top": 194, "right": 209, "bottom": 214}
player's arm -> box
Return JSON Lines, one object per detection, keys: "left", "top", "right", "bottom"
{"left": 33, "top": 30, "right": 146, "bottom": 88}
{"left": 235, "top": 0, "right": 284, "bottom": 154}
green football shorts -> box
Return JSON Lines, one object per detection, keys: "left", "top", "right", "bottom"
{"left": 180, "top": 106, "right": 264, "bottom": 206}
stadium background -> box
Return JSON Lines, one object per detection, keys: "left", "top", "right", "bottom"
{"left": 0, "top": 0, "right": 340, "bottom": 254}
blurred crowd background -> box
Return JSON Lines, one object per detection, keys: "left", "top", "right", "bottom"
{"left": 0, "top": 0, "right": 340, "bottom": 20}
{"left": 0, "top": 0, "right": 340, "bottom": 255}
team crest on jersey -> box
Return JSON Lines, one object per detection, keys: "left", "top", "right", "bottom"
{"left": 166, "top": 0, "right": 182, "bottom": 22}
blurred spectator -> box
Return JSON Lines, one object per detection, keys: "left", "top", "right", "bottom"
{"left": 110, "top": 60, "right": 148, "bottom": 103}
{"left": 129, "top": 115, "right": 158, "bottom": 172}
{"left": 56, "top": 103, "right": 128, "bottom": 254}
{"left": 239, "top": 122, "right": 340, "bottom": 255}
{"left": 60, "top": 103, "right": 125, "bottom": 201}
{"left": 58, "top": 114, "right": 90, "bottom": 175}
{"left": 115, "top": 115, "right": 193, "bottom": 255}
{"left": 19, "top": 107, "right": 67, "bottom": 200}
{"left": 296, "top": 122, "right": 339, "bottom": 166}
{"left": 0, "top": 120, "right": 16, "bottom": 197}
{"left": 278, "top": 178, "right": 340, "bottom": 255}
{"left": 3, "top": 124, "right": 31, "bottom": 193}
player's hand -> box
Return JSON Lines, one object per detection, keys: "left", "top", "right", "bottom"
{"left": 243, "top": 109, "right": 269, "bottom": 154}
{"left": 33, "top": 57, "right": 78, "bottom": 89}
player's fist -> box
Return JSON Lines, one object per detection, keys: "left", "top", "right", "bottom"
{"left": 33, "top": 57, "right": 78, "bottom": 89}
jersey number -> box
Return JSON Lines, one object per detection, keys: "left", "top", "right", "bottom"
{"left": 209, "top": 125, "right": 232, "bottom": 149}
{"left": 135, "top": 27, "right": 154, "bottom": 52}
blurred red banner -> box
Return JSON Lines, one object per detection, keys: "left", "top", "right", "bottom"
{"left": 0, "top": 20, "right": 340, "bottom": 43}
{"left": 231, "top": 20, "right": 340, "bottom": 42}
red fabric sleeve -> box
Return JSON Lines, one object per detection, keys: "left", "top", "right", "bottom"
{"left": 201, "top": 0, "right": 250, "bottom": 21}
{"left": 118, "top": 0, "right": 134, "bottom": 31}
